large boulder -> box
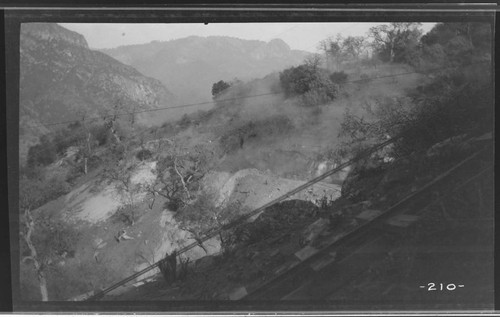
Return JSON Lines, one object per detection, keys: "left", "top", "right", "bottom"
{"left": 300, "top": 218, "right": 330, "bottom": 246}
{"left": 426, "top": 134, "right": 470, "bottom": 158}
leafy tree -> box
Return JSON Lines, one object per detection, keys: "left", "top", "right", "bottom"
{"left": 175, "top": 190, "right": 245, "bottom": 255}
{"left": 342, "top": 36, "right": 366, "bottom": 60}
{"left": 27, "top": 135, "right": 57, "bottom": 168}
{"left": 367, "top": 23, "right": 423, "bottom": 63}
{"left": 212, "top": 80, "right": 231, "bottom": 97}
{"left": 419, "top": 22, "right": 492, "bottom": 68}
{"left": 318, "top": 34, "right": 346, "bottom": 71}
{"left": 279, "top": 64, "right": 336, "bottom": 97}
{"left": 329, "top": 71, "right": 348, "bottom": 86}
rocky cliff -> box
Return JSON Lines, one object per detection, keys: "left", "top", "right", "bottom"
{"left": 19, "top": 23, "right": 177, "bottom": 163}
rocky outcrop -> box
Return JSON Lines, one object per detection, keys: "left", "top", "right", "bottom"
{"left": 22, "top": 23, "right": 89, "bottom": 48}
{"left": 19, "top": 23, "right": 177, "bottom": 164}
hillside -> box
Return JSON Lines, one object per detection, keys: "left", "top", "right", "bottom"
{"left": 16, "top": 21, "right": 493, "bottom": 309}
{"left": 101, "top": 36, "right": 309, "bottom": 104}
{"left": 18, "top": 61, "right": 424, "bottom": 302}
{"left": 19, "top": 23, "right": 177, "bottom": 163}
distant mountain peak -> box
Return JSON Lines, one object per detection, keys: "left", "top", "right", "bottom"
{"left": 267, "top": 38, "right": 291, "bottom": 51}
{"left": 21, "top": 23, "right": 89, "bottom": 48}
{"left": 102, "top": 35, "right": 308, "bottom": 104}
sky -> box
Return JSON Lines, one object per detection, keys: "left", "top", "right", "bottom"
{"left": 60, "top": 22, "right": 436, "bottom": 53}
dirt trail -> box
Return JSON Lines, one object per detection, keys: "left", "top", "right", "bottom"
{"left": 62, "top": 161, "right": 158, "bottom": 225}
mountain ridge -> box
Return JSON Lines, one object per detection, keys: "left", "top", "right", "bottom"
{"left": 100, "top": 36, "right": 310, "bottom": 104}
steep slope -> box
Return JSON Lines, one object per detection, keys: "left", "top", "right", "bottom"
{"left": 101, "top": 36, "right": 309, "bottom": 104}
{"left": 19, "top": 23, "right": 177, "bottom": 163}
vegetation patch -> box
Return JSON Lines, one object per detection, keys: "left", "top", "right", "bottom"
{"left": 219, "top": 115, "right": 294, "bottom": 154}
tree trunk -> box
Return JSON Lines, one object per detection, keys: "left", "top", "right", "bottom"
{"left": 389, "top": 40, "right": 395, "bottom": 63}
{"left": 325, "top": 53, "right": 332, "bottom": 71}
{"left": 23, "top": 209, "right": 49, "bottom": 301}
{"left": 38, "top": 271, "right": 49, "bottom": 301}
{"left": 84, "top": 157, "right": 88, "bottom": 175}
{"left": 87, "top": 132, "right": 91, "bottom": 154}
{"left": 108, "top": 121, "right": 121, "bottom": 145}
{"left": 173, "top": 159, "right": 191, "bottom": 200}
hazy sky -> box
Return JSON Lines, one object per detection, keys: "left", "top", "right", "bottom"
{"left": 60, "top": 22, "right": 436, "bottom": 52}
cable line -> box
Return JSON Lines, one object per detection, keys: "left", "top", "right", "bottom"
{"left": 30, "top": 60, "right": 489, "bottom": 130}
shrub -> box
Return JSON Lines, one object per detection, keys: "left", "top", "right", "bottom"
{"left": 212, "top": 80, "right": 231, "bottom": 97}
{"left": 177, "top": 114, "right": 191, "bottom": 129}
{"left": 112, "top": 204, "right": 137, "bottom": 226}
{"left": 27, "top": 135, "right": 57, "bottom": 168}
{"left": 359, "top": 73, "right": 371, "bottom": 84}
{"left": 175, "top": 189, "right": 246, "bottom": 254}
{"left": 279, "top": 64, "right": 338, "bottom": 103}
{"left": 89, "top": 124, "right": 109, "bottom": 146}
{"left": 219, "top": 115, "right": 294, "bottom": 153}
{"left": 329, "top": 71, "right": 348, "bottom": 86}
{"left": 337, "top": 69, "right": 493, "bottom": 165}
{"left": 30, "top": 214, "right": 80, "bottom": 261}
{"left": 301, "top": 85, "right": 337, "bottom": 107}
{"left": 136, "top": 149, "right": 153, "bottom": 161}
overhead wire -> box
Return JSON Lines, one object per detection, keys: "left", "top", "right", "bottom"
{"left": 84, "top": 76, "right": 492, "bottom": 300}
{"left": 28, "top": 60, "right": 488, "bottom": 130}
{"left": 85, "top": 127, "right": 411, "bottom": 301}
{"left": 86, "top": 133, "right": 492, "bottom": 301}
{"left": 22, "top": 59, "right": 490, "bottom": 165}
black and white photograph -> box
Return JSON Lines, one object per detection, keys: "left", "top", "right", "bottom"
{"left": 6, "top": 6, "right": 495, "bottom": 313}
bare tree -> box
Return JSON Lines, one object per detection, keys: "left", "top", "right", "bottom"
{"left": 304, "top": 53, "right": 323, "bottom": 71}
{"left": 342, "top": 36, "right": 367, "bottom": 60}
{"left": 317, "top": 34, "right": 345, "bottom": 71}
{"left": 155, "top": 141, "right": 217, "bottom": 210}
{"left": 75, "top": 109, "right": 95, "bottom": 175}
{"left": 19, "top": 178, "right": 48, "bottom": 301}
{"left": 21, "top": 209, "right": 49, "bottom": 301}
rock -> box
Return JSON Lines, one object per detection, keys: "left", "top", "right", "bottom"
{"left": 310, "top": 251, "right": 337, "bottom": 271}
{"left": 356, "top": 209, "right": 383, "bottom": 221}
{"left": 385, "top": 214, "right": 419, "bottom": 228}
{"left": 426, "top": 134, "right": 469, "bottom": 158}
{"left": 229, "top": 286, "right": 248, "bottom": 300}
{"left": 93, "top": 238, "right": 104, "bottom": 248}
{"left": 121, "top": 233, "right": 134, "bottom": 240}
{"left": 69, "top": 290, "right": 94, "bottom": 301}
{"left": 471, "top": 132, "right": 492, "bottom": 142}
{"left": 133, "top": 281, "right": 145, "bottom": 287}
{"left": 294, "top": 245, "right": 319, "bottom": 261}
{"left": 301, "top": 218, "right": 330, "bottom": 246}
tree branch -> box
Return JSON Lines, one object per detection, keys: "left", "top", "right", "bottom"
{"left": 174, "top": 158, "right": 191, "bottom": 200}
